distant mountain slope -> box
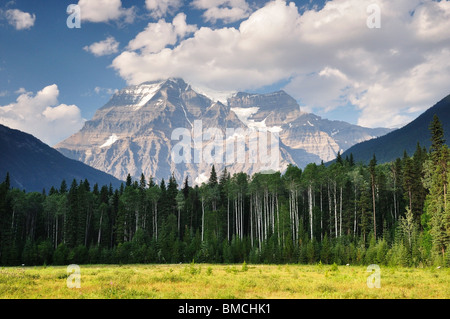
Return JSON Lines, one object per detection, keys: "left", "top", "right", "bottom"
{"left": 340, "top": 94, "right": 450, "bottom": 164}
{"left": 0, "top": 124, "right": 123, "bottom": 192}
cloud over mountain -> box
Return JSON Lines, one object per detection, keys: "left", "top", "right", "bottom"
{"left": 111, "top": 0, "right": 450, "bottom": 129}
{"left": 0, "top": 85, "right": 85, "bottom": 146}
{"left": 127, "top": 13, "right": 197, "bottom": 54}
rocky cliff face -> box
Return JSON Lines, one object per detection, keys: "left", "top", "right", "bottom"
{"left": 56, "top": 78, "right": 391, "bottom": 184}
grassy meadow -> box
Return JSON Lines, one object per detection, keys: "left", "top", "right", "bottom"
{"left": 0, "top": 263, "right": 449, "bottom": 299}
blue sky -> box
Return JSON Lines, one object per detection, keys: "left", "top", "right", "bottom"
{"left": 0, "top": 0, "right": 321, "bottom": 120}
{"left": 1, "top": 0, "right": 450, "bottom": 145}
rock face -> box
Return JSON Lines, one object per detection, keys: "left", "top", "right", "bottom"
{"left": 56, "top": 78, "right": 391, "bottom": 184}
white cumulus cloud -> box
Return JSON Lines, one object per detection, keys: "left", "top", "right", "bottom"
{"left": 0, "top": 85, "right": 85, "bottom": 146}
{"left": 127, "top": 13, "right": 197, "bottom": 54}
{"left": 192, "top": 0, "right": 252, "bottom": 23}
{"left": 113, "top": 0, "right": 450, "bottom": 129}
{"left": 145, "top": 0, "right": 184, "bottom": 18}
{"left": 4, "top": 9, "right": 36, "bottom": 30}
{"left": 84, "top": 36, "right": 120, "bottom": 57}
{"left": 94, "top": 87, "right": 118, "bottom": 95}
{"left": 77, "top": 0, "right": 135, "bottom": 23}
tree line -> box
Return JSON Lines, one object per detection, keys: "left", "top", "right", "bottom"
{"left": 0, "top": 115, "right": 449, "bottom": 267}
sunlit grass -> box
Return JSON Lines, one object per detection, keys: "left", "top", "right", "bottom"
{"left": 0, "top": 264, "right": 448, "bottom": 299}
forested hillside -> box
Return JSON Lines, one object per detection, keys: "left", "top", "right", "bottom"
{"left": 0, "top": 116, "right": 449, "bottom": 267}
{"left": 0, "top": 124, "right": 122, "bottom": 192}
{"left": 340, "top": 94, "right": 450, "bottom": 164}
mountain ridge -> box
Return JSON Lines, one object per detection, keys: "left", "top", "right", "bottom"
{"left": 338, "top": 94, "right": 450, "bottom": 165}
{"left": 56, "top": 78, "right": 392, "bottom": 183}
{"left": 0, "top": 124, "right": 123, "bottom": 192}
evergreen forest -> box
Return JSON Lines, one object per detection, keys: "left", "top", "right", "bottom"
{"left": 0, "top": 115, "right": 449, "bottom": 267}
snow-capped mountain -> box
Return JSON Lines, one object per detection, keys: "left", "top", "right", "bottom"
{"left": 56, "top": 78, "right": 391, "bottom": 184}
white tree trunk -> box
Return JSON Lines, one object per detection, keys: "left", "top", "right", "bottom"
{"left": 339, "top": 186, "right": 343, "bottom": 237}
{"left": 309, "top": 184, "right": 313, "bottom": 240}
{"left": 97, "top": 209, "right": 103, "bottom": 246}
{"left": 201, "top": 197, "right": 205, "bottom": 242}
{"left": 334, "top": 181, "right": 338, "bottom": 238}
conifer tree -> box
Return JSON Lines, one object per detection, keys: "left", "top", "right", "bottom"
{"left": 349, "top": 153, "right": 355, "bottom": 167}
{"left": 208, "top": 165, "right": 218, "bottom": 186}
{"left": 429, "top": 114, "right": 445, "bottom": 159}
{"left": 336, "top": 151, "right": 343, "bottom": 165}
{"left": 60, "top": 179, "right": 67, "bottom": 194}
{"left": 126, "top": 174, "right": 132, "bottom": 187}
{"left": 182, "top": 176, "right": 190, "bottom": 199}
{"left": 423, "top": 115, "right": 450, "bottom": 260}
{"left": 369, "top": 154, "right": 377, "bottom": 239}
{"left": 403, "top": 155, "right": 414, "bottom": 214}
{"left": 139, "top": 173, "right": 146, "bottom": 190}
{"left": 66, "top": 179, "right": 79, "bottom": 248}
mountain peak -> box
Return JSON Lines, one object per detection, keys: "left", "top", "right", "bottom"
{"left": 139, "top": 77, "right": 185, "bottom": 86}
{"left": 146, "top": 77, "right": 188, "bottom": 90}
{"left": 57, "top": 80, "right": 392, "bottom": 184}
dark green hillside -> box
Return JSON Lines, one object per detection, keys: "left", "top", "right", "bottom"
{"left": 0, "top": 124, "right": 122, "bottom": 192}
{"left": 340, "top": 94, "right": 450, "bottom": 164}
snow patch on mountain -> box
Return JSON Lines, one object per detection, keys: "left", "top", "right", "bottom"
{"left": 231, "top": 107, "right": 282, "bottom": 133}
{"left": 191, "top": 84, "right": 235, "bottom": 104}
{"left": 133, "top": 82, "right": 163, "bottom": 110}
{"left": 230, "top": 107, "right": 259, "bottom": 120}
{"left": 179, "top": 102, "right": 193, "bottom": 128}
{"left": 100, "top": 134, "right": 118, "bottom": 148}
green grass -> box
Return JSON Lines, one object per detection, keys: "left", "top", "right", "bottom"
{"left": 0, "top": 264, "right": 449, "bottom": 299}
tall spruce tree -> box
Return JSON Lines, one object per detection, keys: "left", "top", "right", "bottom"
{"left": 369, "top": 154, "right": 377, "bottom": 239}
{"left": 429, "top": 114, "right": 445, "bottom": 158}
{"left": 423, "top": 115, "right": 450, "bottom": 261}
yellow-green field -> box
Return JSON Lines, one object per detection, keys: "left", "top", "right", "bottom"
{"left": 0, "top": 263, "right": 449, "bottom": 299}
